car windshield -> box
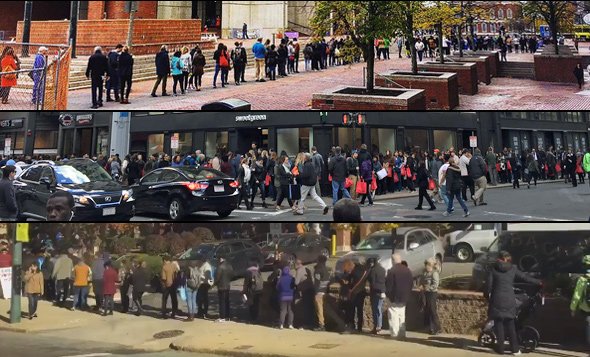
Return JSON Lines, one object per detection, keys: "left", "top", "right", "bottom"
{"left": 278, "top": 238, "right": 295, "bottom": 248}
{"left": 179, "top": 167, "right": 227, "bottom": 181}
{"left": 56, "top": 161, "right": 113, "bottom": 183}
{"left": 355, "top": 233, "right": 405, "bottom": 251}
{"left": 180, "top": 245, "right": 215, "bottom": 259}
{"left": 488, "top": 237, "right": 500, "bottom": 252}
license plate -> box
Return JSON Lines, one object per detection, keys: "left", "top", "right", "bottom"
{"left": 103, "top": 207, "right": 116, "bottom": 216}
{"left": 214, "top": 185, "right": 225, "bottom": 193}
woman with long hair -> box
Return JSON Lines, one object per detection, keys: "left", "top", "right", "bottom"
{"left": 420, "top": 258, "right": 441, "bottom": 335}
{"left": 236, "top": 157, "right": 253, "bottom": 210}
{"left": 0, "top": 46, "right": 18, "bottom": 104}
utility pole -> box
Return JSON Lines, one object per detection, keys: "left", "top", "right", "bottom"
{"left": 9, "top": 225, "right": 21, "bottom": 324}
{"left": 22, "top": 1, "right": 33, "bottom": 57}
{"left": 126, "top": 1, "right": 138, "bottom": 52}
{"left": 69, "top": 1, "right": 80, "bottom": 58}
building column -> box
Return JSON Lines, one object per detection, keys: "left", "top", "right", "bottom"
{"left": 268, "top": 128, "right": 277, "bottom": 152}
{"left": 91, "top": 126, "right": 97, "bottom": 157}
{"left": 157, "top": 1, "right": 192, "bottom": 19}
{"left": 456, "top": 130, "right": 464, "bottom": 150}
{"left": 396, "top": 127, "right": 405, "bottom": 152}
{"left": 163, "top": 132, "right": 172, "bottom": 156}
{"left": 192, "top": 130, "right": 206, "bottom": 154}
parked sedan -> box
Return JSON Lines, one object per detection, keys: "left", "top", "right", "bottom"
{"left": 261, "top": 233, "right": 331, "bottom": 267}
{"left": 14, "top": 159, "right": 134, "bottom": 221}
{"left": 178, "top": 239, "right": 265, "bottom": 278}
{"left": 335, "top": 227, "right": 445, "bottom": 279}
{"left": 131, "top": 167, "right": 240, "bottom": 221}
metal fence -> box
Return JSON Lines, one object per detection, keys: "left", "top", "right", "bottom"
{"left": 0, "top": 42, "right": 71, "bottom": 110}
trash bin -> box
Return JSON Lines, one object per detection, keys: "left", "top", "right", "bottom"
{"left": 201, "top": 99, "right": 252, "bottom": 111}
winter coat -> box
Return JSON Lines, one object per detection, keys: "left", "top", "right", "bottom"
{"left": 416, "top": 166, "right": 430, "bottom": 189}
{"left": 103, "top": 267, "right": 118, "bottom": 295}
{"left": 0, "top": 55, "right": 17, "bottom": 87}
{"left": 192, "top": 53, "right": 206, "bottom": 76}
{"left": 107, "top": 50, "right": 120, "bottom": 76}
{"left": 91, "top": 257, "right": 106, "bottom": 280}
{"left": 446, "top": 165, "right": 462, "bottom": 193}
{"left": 421, "top": 270, "right": 440, "bottom": 292}
{"left": 0, "top": 178, "right": 17, "bottom": 218}
{"left": 52, "top": 254, "right": 73, "bottom": 280}
{"left": 131, "top": 266, "right": 149, "bottom": 293}
{"left": 277, "top": 266, "right": 295, "bottom": 302}
{"left": 359, "top": 158, "right": 373, "bottom": 181}
{"left": 328, "top": 155, "right": 348, "bottom": 182}
{"left": 86, "top": 51, "right": 109, "bottom": 79}
{"left": 469, "top": 154, "right": 487, "bottom": 180}
{"left": 385, "top": 263, "right": 414, "bottom": 305}
{"left": 171, "top": 56, "right": 183, "bottom": 76}
{"left": 155, "top": 50, "right": 171, "bottom": 76}
{"left": 215, "top": 260, "right": 234, "bottom": 291}
{"left": 24, "top": 271, "right": 44, "bottom": 295}
{"left": 118, "top": 52, "right": 134, "bottom": 78}
{"left": 313, "top": 263, "right": 330, "bottom": 294}
{"left": 368, "top": 264, "right": 386, "bottom": 295}
{"left": 252, "top": 42, "right": 267, "bottom": 59}
{"left": 486, "top": 261, "right": 541, "bottom": 319}
{"left": 276, "top": 164, "right": 293, "bottom": 186}
{"left": 299, "top": 160, "right": 317, "bottom": 187}
{"left": 346, "top": 264, "right": 368, "bottom": 299}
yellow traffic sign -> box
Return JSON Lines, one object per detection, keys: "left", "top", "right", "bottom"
{"left": 16, "top": 223, "right": 29, "bottom": 243}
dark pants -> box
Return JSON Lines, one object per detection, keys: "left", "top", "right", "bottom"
{"left": 132, "top": 290, "right": 144, "bottom": 314}
{"left": 268, "top": 65, "right": 277, "bottom": 80}
{"left": 121, "top": 284, "right": 130, "bottom": 312}
{"left": 197, "top": 284, "right": 210, "bottom": 317}
{"left": 248, "top": 292, "right": 261, "bottom": 322}
{"left": 276, "top": 184, "right": 293, "bottom": 207}
{"left": 162, "top": 286, "right": 178, "bottom": 316}
{"left": 238, "top": 183, "right": 251, "bottom": 208}
{"left": 461, "top": 176, "right": 475, "bottom": 201}
{"left": 234, "top": 64, "right": 243, "bottom": 84}
{"left": 278, "top": 59, "right": 287, "bottom": 76}
{"left": 182, "top": 71, "right": 190, "bottom": 90}
{"left": 494, "top": 318, "right": 519, "bottom": 354}
{"left": 345, "top": 293, "right": 366, "bottom": 331}
{"left": 424, "top": 291, "right": 440, "bottom": 334}
{"left": 106, "top": 74, "right": 119, "bottom": 100}
{"left": 418, "top": 186, "right": 435, "bottom": 209}
{"left": 92, "top": 279, "right": 104, "bottom": 308}
{"left": 172, "top": 74, "right": 184, "bottom": 94}
{"left": 151, "top": 75, "right": 168, "bottom": 95}
{"left": 221, "top": 67, "right": 229, "bottom": 85}
{"left": 359, "top": 179, "right": 374, "bottom": 205}
{"left": 44, "top": 278, "right": 55, "bottom": 301}
{"left": 119, "top": 75, "right": 132, "bottom": 100}
{"left": 294, "top": 55, "right": 299, "bottom": 72}
{"left": 218, "top": 289, "right": 230, "bottom": 319}
{"left": 103, "top": 294, "right": 114, "bottom": 314}
{"left": 91, "top": 76, "right": 104, "bottom": 106}
{"left": 251, "top": 181, "right": 266, "bottom": 205}
{"left": 0, "top": 87, "right": 11, "bottom": 102}
{"left": 55, "top": 278, "right": 70, "bottom": 304}
{"left": 28, "top": 293, "right": 40, "bottom": 317}
{"left": 570, "top": 171, "right": 578, "bottom": 187}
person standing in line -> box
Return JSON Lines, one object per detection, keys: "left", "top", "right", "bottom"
{"left": 118, "top": 46, "right": 134, "bottom": 104}
{"left": 574, "top": 63, "right": 585, "bottom": 90}
{"left": 106, "top": 44, "right": 123, "bottom": 102}
{"left": 151, "top": 45, "right": 170, "bottom": 97}
{"left": 160, "top": 255, "right": 179, "bottom": 319}
{"left": 293, "top": 38, "right": 301, "bottom": 73}
{"left": 277, "top": 266, "right": 295, "bottom": 329}
{"left": 32, "top": 46, "right": 48, "bottom": 106}
{"left": 215, "top": 255, "right": 234, "bottom": 322}
{"left": 313, "top": 255, "right": 330, "bottom": 331}
{"left": 252, "top": 38, "right": 267, "bottom": 82}
{"left": 101, "top": 260, "right": 118, "bottom": 316}
{"left": 192, "top": 48, "right": 206, "bottom": 92}
{"left": 131, "top": 260, "right": 148, "bottom": 316}
{"left": 185, "top": 260, "right": 200, "bottom": 321}
{"left": 71, "top": 257, "right": 92, "bottom": 311}
{"left": 52, "top": 250, "right": 73, "bottom": 307}
{"left": 231, "top": 42, "right": 244, "bottom": 86}
{"left": 294, "top": 259, "right": 315, "bottom": 329}
{"left": 385, "top": 253, "right": 413, "bottom": 339}
{"left": 0, "top": 165, "right": 17, "bottom": 221}
{"left": 196, "top": 255, "right": 213, "bottom": 319}
{"left": 24, "top": 261, "right": 44, "bottom": 319}
{"left": 486, "top": 147, "right": 498, "bottom": 186}
{"left": 239, "top": 42, "right": 248, "bottom": 83}
{"left": 0, "top": 46, "right": 18, "bottom": 105}
{"left": 367, "top": 258, "right": 386, "bottom": 335}
{"left": 242, "top": 259, "right": 264, "bottom": 324}
{"left": 340, "top": 259, "right": 368, "bottom": 333}
{"left": 170, "top": 50, "right": 184, "bottom": 96}
{"left": 180, "top": 46, "right": 192, "bottom": 93}
{"left": 420, "top": 258, "right": 441, "bottom": 335}
{"left": 86, "top": 46, "right": 109, "bottom": 109}
{"left": 91, "top": 252, "right": 107, "bottom": 311}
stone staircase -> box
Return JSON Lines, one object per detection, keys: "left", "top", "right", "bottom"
{"left": 18, "top": 49, "right": 257, "bottom": 90}
{"left": 497, "top": 61, "right": 536, "bottom": 80}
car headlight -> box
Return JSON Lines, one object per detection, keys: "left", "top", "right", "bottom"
{"left": 74, "top": 195, "right": 91, "bottom": 205}
{"left": 122, "top": 190, "right": 132, "bottom": 202}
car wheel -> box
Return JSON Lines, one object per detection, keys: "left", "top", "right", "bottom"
{"left": 320, "top": 248, "right": 330, "bottom": 259}
{"left": 168, "top": 198, "right": 185, "bottom": 221}
{"left": 454, "top": 244, "right": 473, "bottom": 263}
{"left": 217, "top": 210, "right": 233, "bottom": 218}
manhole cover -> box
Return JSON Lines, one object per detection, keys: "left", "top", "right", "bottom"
{"left": 309, "top": 344, "right": 339, "bottom": 350}
{"left": 153, "top": 330, "right": 185, "bottom": 339}
{"left": 235, "top": 346, "right": 253, "bottom": 350}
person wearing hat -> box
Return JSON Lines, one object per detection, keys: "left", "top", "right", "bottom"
{"left": 0, "top": 165, "right": 18, "bottom": 221}
{"left": 570, "top": 255, "right": 590, "bottom": 345}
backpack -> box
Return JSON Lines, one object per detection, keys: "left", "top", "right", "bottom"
{"left": 361, "top": 159, "right": 372, "bottom": 176}
{"left": 187, "top": 268, "right": 199, "bottom": 289}
{"left": 250, "top": 270, "right": 264, "bottom": 293}
{"left": 219, "top": 51, "right": 229, "bottom": 68}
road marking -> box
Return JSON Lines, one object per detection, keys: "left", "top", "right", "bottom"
{"left": 482, "top": 211, "right": 570, "bottom": 222}
{"left": 60, "top": 354, "right": 113, "bottom": 357}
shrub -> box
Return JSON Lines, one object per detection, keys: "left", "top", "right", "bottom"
{"left": 181, "top": 231, "right": 201, "bottom": 249}
{"left": 144, "top": 234, "right": 168, "bottom": 256}
{"left": 167, "top": 232, "right": 186, "bottom": 257}
{"left": 109, "top": 235, "right": 137, "bottom": 255}
{"left": 193, "top": 227, "right": 215, "bottom": 243}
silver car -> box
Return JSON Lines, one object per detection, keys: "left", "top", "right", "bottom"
{"left": 335, "top": 227, "right": 445, "bottom": 279}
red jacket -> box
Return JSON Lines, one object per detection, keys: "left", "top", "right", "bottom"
{"left": 0, "top": 253, "right": 12, "bottom": 268}
{"left": 103, "top": 267, "right": 119, "bottom": 295}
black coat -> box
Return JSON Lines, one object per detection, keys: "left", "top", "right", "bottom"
{"left": 276, "top": 164, "right": 293, "bottom": 186}
{"left": 215, "top": 260, "right": 234, "bottom": 291}
{"left": 385, "top": 263, "right": 413, "bottom": 304}
{"left": 131, "top": 267, "right": 149, "bottom": 293}
{"left": 86, "top": 51, "right": 109, "bottom": 79}
{"left": 0, "top": 178, "right": 17, "bottom": 218}
{"left": 446, "top": 165, "right": 462, "bottom": 192}
{"left": 299, "top": 161, "right": 317, "bottom": 187}
{"left": 416, "top": 166, "right": 430, "bottom": 189}
{"left": 118, "top": 52, "right": 134, "bottom": 78}
{"left": 347, "top": 264, "right": 368, "bottom": 298}
{"left": 328, "top": 155, "right": 348, "bottom": 182}
{"left": 155, "top": 50, "right": 170, "bottom": 77}
{"left": 368, "top": 264, "right": 386, "bottom": 294}
{"left": 486, "top": 261, "right": 541, "bottom": 319}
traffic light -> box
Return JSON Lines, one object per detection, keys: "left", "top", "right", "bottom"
{"left": 342, "top": 113, "right": 351, "bottom": 126}
{"left": 320, "top": 111, "right": 328, "bottom": 124}
{"left": 357, "top": 113, "right": 366, "bottom": 126}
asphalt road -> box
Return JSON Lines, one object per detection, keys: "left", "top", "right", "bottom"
{"left": 0, "top": 331, "right": 213, "bottom": 357}
{"left": 131, "top": 181, "right": 590, "bottom": 222}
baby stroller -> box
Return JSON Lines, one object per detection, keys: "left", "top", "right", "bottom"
{"left": 478, "top": 284, "right": 544, "bottom": 353}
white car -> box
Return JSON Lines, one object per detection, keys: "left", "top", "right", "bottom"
{"left": 449, "top": 223, "right": 499, "bottom": 262}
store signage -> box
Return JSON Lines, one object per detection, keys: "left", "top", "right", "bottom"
{"left": 0, "top": 267, "right": 11, "bottom": 299}
{"left": 4, "top": 138, "right": 11, "bottom": 156}
{"left": 59, "top": 114, "right": 74, "bottom": 127}
{"left": 236, "top": 114, "right": 267, "bottom": 123}
{"left": 171, "top": 134, "right": 180, "bottom": 150}
{"left": 469, "top": 136, "right": 478, "bottom": 148}
{"left": 0, "top": 119, "right": 23, "bottom": 129}
{"left": 76, "top": 114, "right": 93, "bottom": 125}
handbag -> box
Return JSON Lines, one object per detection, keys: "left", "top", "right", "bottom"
{"left": 555, "top": 163, "right": 562, "bottom": 173}
{"left": 289, "top": 184, "right": 301, "bottom": 200}
{"left": 328, "top": 174, "right": 332, "bottom": 182}
{"left": 428, "top": 178, "right": 436, "bottom": 191}
{"left": 506, "top": 161, "right": 512, "bottom": 171}
{"left": 393, "top": 172, "right": 400, "bottom": 183}
{"left": 265, "top": 174, "right": 272, "bottom": 186}
{"left": 387, "top": 167, "right": 393, "bottom": 178}
{"left": 219, "top": 52, "right": 229, "bottom": 68}
{"left": 356, "top": 179, "right": 367, "bottom": 195}
{"left": 291, "top": 166, "right": 300, "bottom": 176}
{"left": 376, "top": 168, "right": 388, "bottom": 181}
{"left": 576, "top": 165, "right": 584, "bottom": 174}
{"left": 370, "top": 178, "right": 378, "bottom": 191}
{"left": 345, "top": 177, "right": 353, "bottom": 189}
{"left": 405, "top": 167, "right": 413, "bottom": 178}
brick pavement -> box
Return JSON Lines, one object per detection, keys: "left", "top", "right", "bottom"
{"left": 63, "top": 50, "right": 590, "bottom": 111}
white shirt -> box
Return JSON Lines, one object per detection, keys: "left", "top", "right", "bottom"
{"left": 242, "top": 164, "right": 251, "bottom": 182}
{"left": 459, "top": 155, "right": 470, "bottom": 176}
{"left": 415, "top": 41, "right": 425, "bottom": 51}
{"left": 439, "top": 163, "right": 450, "bottom": 186}
{"left": 181, "top": 53, "right": 192, "bottom": 72}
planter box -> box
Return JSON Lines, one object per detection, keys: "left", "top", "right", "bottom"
{"left": 454, "top": 50, "right": 499, "bottom": 77}
{"left": 312, "top": 86, "right": 426, "bottom": 111}
{"left": 418, "top": 62, "right": 478, "bottom": 95}
{"left": 375, "top": 71, "right": 459, "bottom": 110}
{"left": 534, "top": 54, "right": 583, "bottom": 83}
{"left": 448, "top": 55, "right": 492, "bottom": 85}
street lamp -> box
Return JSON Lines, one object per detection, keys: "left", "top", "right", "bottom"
{"left": 342, "top": 113, "right": 367, "bottom": 151}
{"left": 69, "top": 1, "right": 80, "bottom": 58}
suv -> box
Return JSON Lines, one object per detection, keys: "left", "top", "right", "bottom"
{"left": 335, "top": 227, "right": 445, "bottom": 279}
{"left": 14, "top": 159, "right": 134, "bottom": 221}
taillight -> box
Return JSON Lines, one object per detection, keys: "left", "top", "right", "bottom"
{"left": 183, "top": 182, "right": 209, "bottom": 191}
{"left": 229, "top": 181, "right": 239, "bottom": 188}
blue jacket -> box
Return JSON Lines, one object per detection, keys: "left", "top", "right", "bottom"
{"left": 276, "top": 267, "right": 295, "bottom": 302}
{"left": 252, "top": 42, "right": 266, "bottom": 59}
{"left": 155, "top": 50, "right": 170, "bottom": 76}
{"left": 171, "top": 56, "right": 183, "bottom": 76}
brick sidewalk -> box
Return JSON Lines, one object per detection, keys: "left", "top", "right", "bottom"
{"left": 65, "top": 51, "right": 590, "bottom": 111}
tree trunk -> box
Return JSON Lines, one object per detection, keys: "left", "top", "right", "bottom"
{"left": 458, "top": 24, "right": 464, "bottom": 58}
{"left": 437, "top": 22, "right": 444, "bottom": 64}
{"left": 407, "top": 12, "right": 418, "bottom": 74}
{"left": 366, "top": 43, "right": 375, "bottom": 92}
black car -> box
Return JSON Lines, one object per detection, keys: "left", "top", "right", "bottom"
{"left": 14, "top": 159, "right": 134, "bottom": 221}
{"left": 131, "top": 167, "right": 240, "bottom": 221}
{"left": 260, "top": 233, "right": 332, "bottom": 267}
{"left": 178, "top": 239, "right": 265, "bottom": 278}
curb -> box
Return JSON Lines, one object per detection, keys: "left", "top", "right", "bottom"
{"left": 0, "top": 324, "right": 29, "bottom": 334}
{"left": 170, "top": 344, "right": 290, "bottom": 357}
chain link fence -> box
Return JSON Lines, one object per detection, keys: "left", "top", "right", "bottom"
{"left": 0, "top": 42, "right": 71, "bottom": 110}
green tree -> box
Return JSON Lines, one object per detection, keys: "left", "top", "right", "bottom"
{"left": 391, "top": 1, "right": 425, "bottom": 74}
{"left": 522, "top": 1, "right": 577, "bottom": 54}
{"left": 311, "top": 1, "right": 401, "bottom": 90}
{"left": 415, "top": 2, "right": 463, "bottom": 63}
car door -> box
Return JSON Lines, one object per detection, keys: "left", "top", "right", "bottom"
{"left": 134, "top": 171, "right": 161, "bottom": 213}
{"left": 157, "top": 170, "right": 183, "bottom": 213}
{"left": 229, "top": 242, "right": 248, "bottom": 276}
{"left": 36, "top": 167, "right": 57, "bottom": 218}
{"left": 404, "top": 230, "right": 426, "bottom": 277}
{"left": 18, "top": 165, "right": 44, "bottom": 219}
{"left": 242, "top": 241, "right": 263, "bottom": 266}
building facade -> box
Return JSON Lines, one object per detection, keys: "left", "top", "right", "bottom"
{"left": 2, "top": 111, "right": 589, "bottom": 160}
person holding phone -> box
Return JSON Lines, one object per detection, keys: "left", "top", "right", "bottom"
{"left": 25, "top": 262, "right": 44, "bottom": 319}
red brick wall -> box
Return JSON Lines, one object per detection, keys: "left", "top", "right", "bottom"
{"left": 535, "top": 56, "right": 580, "bottom": 83}
{"left": 16, "top": 19, "right": 203, "bottom": 55}
{"left": 311, "top": 94, "right": 427, "bottom": 111}
{"left": 376, "top": 74, "right": 460, "bottom": 110}
{"left": 449, "top": 56, "right": 492, "bottom": 85}
{"left": 418, "top": 63, "right": 479, "bottom": 96}
{"left": 0, "top": 1, "right": 70, "bottom": 39}
{"left": 88, "top": 1, "right": 158, "bottom": 20}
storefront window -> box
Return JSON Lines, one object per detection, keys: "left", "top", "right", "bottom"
{"left": 148, "top": 134, "right": 164, "bottom": 156}
{"left": 206, "top": 132, "right": 228, "bottom": 156}
{"left": 433, "top": 130, "right": 456, "bottom": 152}
{"left": 563, "top": 112, "right": 583, "bottom": 122}
{"left": 581, "top": 136, "right": 587, "bottom": 152}
{"left": 371, "top": 128, "right": 396, "bottom": 154}
{"left": 173, "top": 133, "right": 193, "bottom": 155}
{"left": 34, "top": 130, "right": 58, "bottom": 150}
{"left": 500, "top": 112, "right": 527, "bottom": 120}
{"left": 96, "top": 129, "right": 109, "bottom": 157}
{"left": 405, "top": 129, "right": 428, "bottom": 152}
{"left": 536, "top": 133, "right": 544, "bottom": 151}
{"left": 277, "top": 128, "right": 310, "bottom": 156}
{"left": 335, "top": 128, "right": 362, "bottom": 154}
{"left": 533, "top": 112, "right": 557, "bottom": 121}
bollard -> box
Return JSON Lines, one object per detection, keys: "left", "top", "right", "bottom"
{"left": 332, "top": 234, "right": 337, "bottom": 257}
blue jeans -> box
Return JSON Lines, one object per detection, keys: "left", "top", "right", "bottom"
{"left": 213, "top": 63, "right": 221, "bottom": 86}
{"left": 370, "top": 294, "right": 384, "bottom": 330}
{"left": 332, "top": 180, "right": 351, "bottom": 206}
{"left": 440, "top": 184, "right": 450, "bottom": 207}
{"left": 72, "top": 286, "right": 89, "bottom": 309}
{"left": 185, "top": 287, "right": 198, "bottom": 315}
{"left": 447, "top": 190, "right": 468, "bottom": 214}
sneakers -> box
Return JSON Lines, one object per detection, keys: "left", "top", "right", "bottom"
{"left": 215, "top": 318, "right": 226, "bottom": 323}
{"left": 323, "top": 206, "right": 330, "bottom": 215}
{"left": 288, "top": 325, "right": 295, "bottom": 329}
{"left": 279, "top": 325, "right": 283, "bottom": 330}
{"left": 463, "top": 211, "right": 470, "bottom": 218}
{"left": 512, "top": 351, "right": 522, "bottom": 356}
{"left": 442, "top": 211, "right": 451, "bottom": 217}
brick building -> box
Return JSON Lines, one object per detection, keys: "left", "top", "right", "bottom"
{"left": 471, "top": 1, "right": 525, "bottom": 34}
